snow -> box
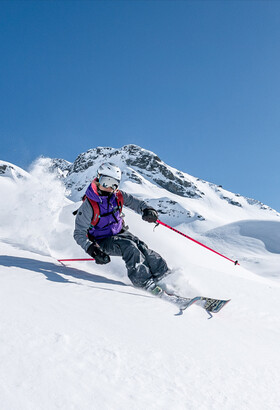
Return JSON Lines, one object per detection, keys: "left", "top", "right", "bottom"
{"left": 1, "top": 157, "right": 280, "bottom": 409}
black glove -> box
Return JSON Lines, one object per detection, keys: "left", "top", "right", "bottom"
{"left": 86, "top": 243, "right": 111, "bottom": 265}
{"left": 142, "top": 207, "right": 158, "bottom": 223}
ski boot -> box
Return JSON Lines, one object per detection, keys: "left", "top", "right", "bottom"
{"left": 144, "top": 279, "right": 164, "bottom": 296}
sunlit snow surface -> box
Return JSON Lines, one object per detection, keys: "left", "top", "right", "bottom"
{"left": 0, "top": 158, "right": 280, "bottom": 410}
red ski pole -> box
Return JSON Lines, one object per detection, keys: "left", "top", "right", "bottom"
{"left": 57, "top": 258, "right": 94, "bottom": 266}
{"left": 156, "top": 220, "right": 239, "bottom": 265}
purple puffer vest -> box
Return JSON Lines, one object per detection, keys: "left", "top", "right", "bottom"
{"left": 85, "top": 181, "right": 123, "bottom": 240}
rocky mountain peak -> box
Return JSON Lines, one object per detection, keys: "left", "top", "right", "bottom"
{"left": 61, "top": 145, "right": 204, "bottom": 201}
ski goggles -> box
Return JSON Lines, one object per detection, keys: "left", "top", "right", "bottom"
{"left": 99, "top": 175, "right": 120, "bottom": 190}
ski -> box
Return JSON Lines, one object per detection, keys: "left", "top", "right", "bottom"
{"left": 161, "top": 292, "right": 230, "bottom": 318}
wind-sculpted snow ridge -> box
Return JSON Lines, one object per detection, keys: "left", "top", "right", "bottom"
{"left": 205, "top": 220, "right": 280, "bottom": 279}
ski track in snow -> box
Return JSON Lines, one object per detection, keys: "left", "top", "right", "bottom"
{"left": 1, "top": 159, "right": 280, "bottom": 409}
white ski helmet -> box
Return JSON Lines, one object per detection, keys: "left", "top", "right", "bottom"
{"left": 97, "top": 162, "right": 122, "bottom": 189}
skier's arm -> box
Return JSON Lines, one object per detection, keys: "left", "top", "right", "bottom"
{"left": 121, "top": 190, "right": 158, "bottom": 222}
{"left": 73, "top": 200, "right": 93, "bottom": 252}
{"left": 120, "top": 190, "right": 149, "bottom": 214}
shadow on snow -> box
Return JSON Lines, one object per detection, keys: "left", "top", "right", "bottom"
{"left": 0, "top": 255, "right": 126, "bottom": 287}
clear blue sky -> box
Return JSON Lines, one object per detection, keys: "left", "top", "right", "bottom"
{"left": 1, "top": 1, "right": 279, "bottom": 211}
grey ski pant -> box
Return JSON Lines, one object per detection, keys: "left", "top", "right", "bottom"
{"left": 96, "top": 231, "right": 170, "bottom": 288}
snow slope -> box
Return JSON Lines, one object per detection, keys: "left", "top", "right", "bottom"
{"left": 1, "top": 156, "right": 280, "bottom": 409}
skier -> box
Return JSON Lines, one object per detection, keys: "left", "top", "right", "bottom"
{"left": 73, "top": 162, "right": 230, "bottom": 315}
{"left": 73, "top": 162, "right": 171, "bottom": 295}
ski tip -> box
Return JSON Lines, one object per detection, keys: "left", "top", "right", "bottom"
{"left": 206, "top": 311, "right": 213, "bottom": 319}
{"left": 174, "top": 309, "right": 184, "bottom": 316}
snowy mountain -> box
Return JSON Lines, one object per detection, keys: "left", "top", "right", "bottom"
{"left": 1, "top": 147, "right": 280, "bottom": 409}
{"left": 49, "top": 144, "right": 279, "bottom": 226}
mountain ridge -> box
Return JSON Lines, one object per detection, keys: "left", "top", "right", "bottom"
{"left": 1, "top": 145, "right": 279, "bottom": 228}
{"left": 45, "top": 144, "right": 279, "bottom": 227}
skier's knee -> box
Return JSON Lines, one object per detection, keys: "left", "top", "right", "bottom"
{"left": 122, "top": 239, "right": 142, "bottom": 264}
